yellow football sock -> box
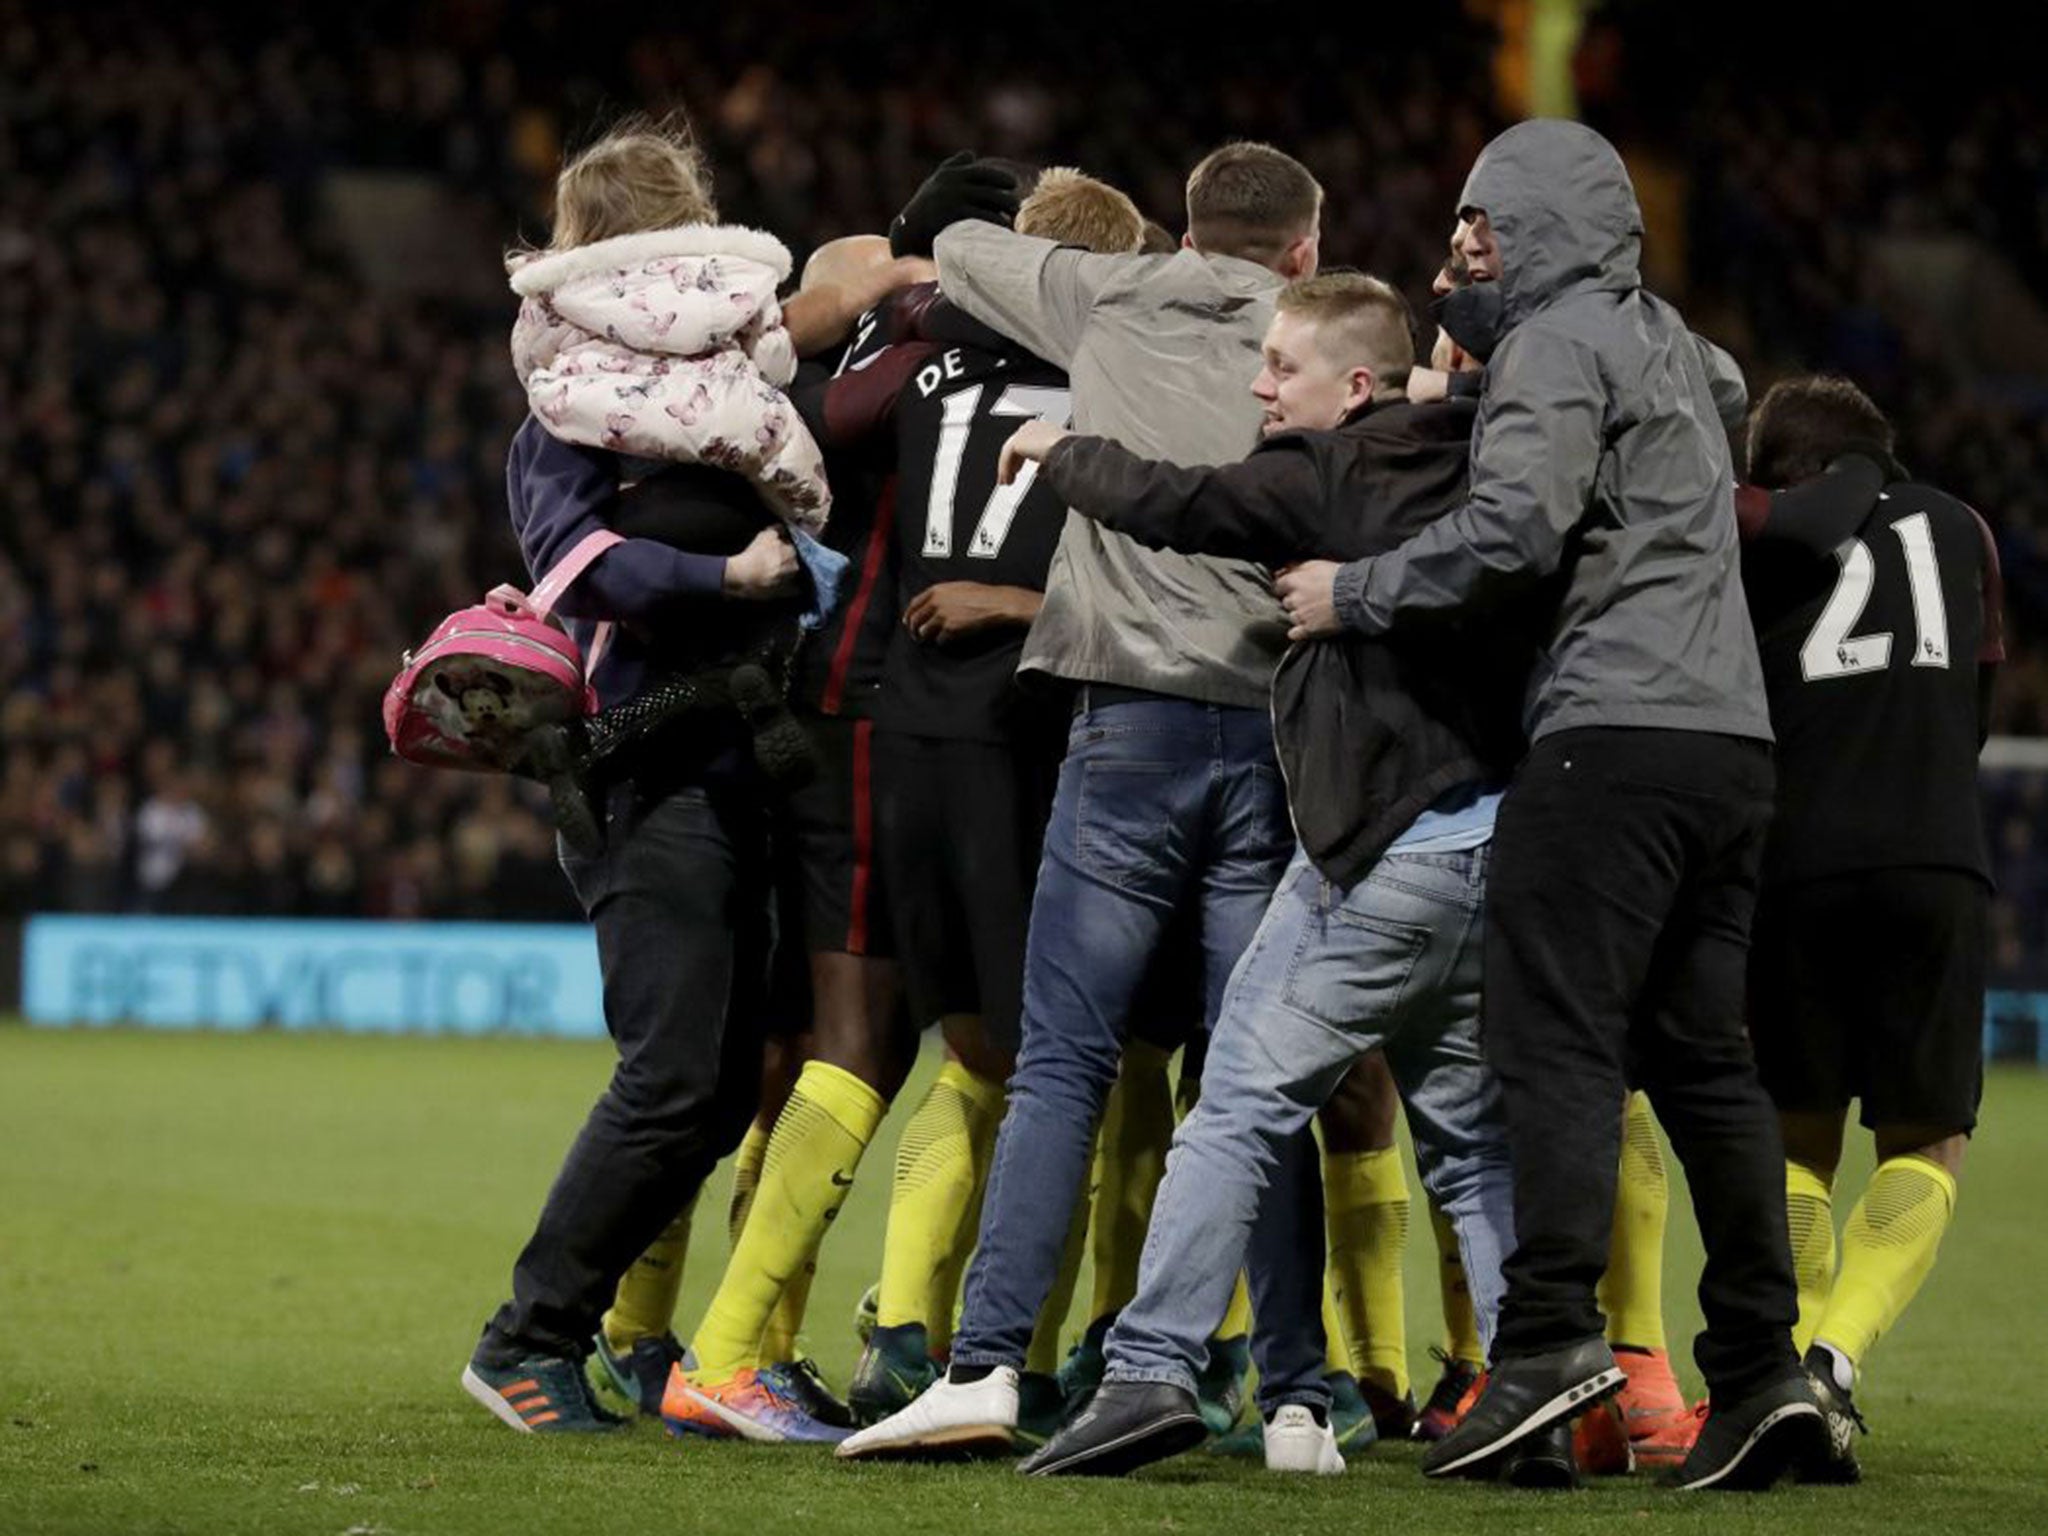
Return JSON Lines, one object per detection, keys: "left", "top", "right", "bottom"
{"left": 1427, "top": 1197, "right": 1484, "bottom": 1367}
{"left": 1321, "top": 1272, "right": 1352, "bottom": 1375}
{"left": 727, "top": 1120, "right": 771, "bottom": 1247}
{"left": 1173, "top": 1046, "right": 1201, "bottom": 1122}
{"left": 1786, "top": 1158, "right": 1838, "bottom": 1354}
{"left": 689, "top": 1060, "right": 886, "bottom": 1382}
{"left": 1599, "top": 1091, "right": 1669, "bottom": 1352}
{"left": 1028, "top": 1167, "right": 1092, "bottom": 1375}
{"left": 1216, "top": 1270, "right": 1252, "bottom": 1343}
{"left": 930, "top": 1091, "right": 999, "bottom": 1357}
{"left": 1088, "top": 1039, "right": 1175, "bottom": 1324}
{"left": 877, "top": 1060, "right": 1005, "bottom": 1334}
{"left": 1324, "top": 1144, "right": 1410, "bottom": 1399}
{"left": 602, "top": 1191, "right": 699, "bottom": 1354}
{"left": 1814, "top": 1155, "right": 1957, "bottom": 1369}
{"left": 760, "top": 1254, "right": 814, "bottom": 1364}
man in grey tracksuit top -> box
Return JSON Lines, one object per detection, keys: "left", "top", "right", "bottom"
{"left": 840, "top": 143, "right": 1331, "bottom": 1460}
{"left": 1284, "top": 121, "right": 1823, "bottom": 1489}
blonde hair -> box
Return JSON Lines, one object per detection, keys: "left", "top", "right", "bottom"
{"left": 1185, "top": 141, "right": 1322, "bottom": 266}
{"left": 1014, "top": 168, "right": 1145, "bottom": 255}
{"left": 1276, "top": 272, "right": 1415, "bottom": 378}
{"left": 548, "top": 115, "right": 717, "bottom": 251}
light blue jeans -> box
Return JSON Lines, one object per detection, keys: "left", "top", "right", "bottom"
{"left": 1104, "top": 840, "right": 1516, "bottom": 1401}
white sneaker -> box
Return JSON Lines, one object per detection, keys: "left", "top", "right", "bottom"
{"left": 836, "top": 1367, "right": 1020, "bottom": 1460}
{"left": 1264, "top": 1403, "right": 1345, "bottom": 1474}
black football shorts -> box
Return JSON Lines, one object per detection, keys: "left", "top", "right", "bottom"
{"left": 1747, "top": 867, "right": 1987, "bottom": 1134}
{"left": 772, "top": 712, "right": 892, "bottom": 964}
{"left": 873, "top": 730, "right": 1059, "bottom": 1057}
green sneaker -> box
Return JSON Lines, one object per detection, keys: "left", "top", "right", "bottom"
{"left": 1196, "top": 1333, "right": 1250, "bottom": 1434}
{"left": 853, "top": 1282, "right": 880, "bottom": 1348}
{"left": 1327, "top": 1370, "right": 1383, "bottom": 1456}
{"left": 1012, "top": 1370, "right": 1068, "bottom": 1450}
{"left": 1056, "top": 1313, "right": 1114, "bottom": 1418}
{"left": 587, "top": 1331, "right": 692, "bottom": 1418}
{"left": 462, "top": 1352, "right": 628, "bottom": 1434}
{"left": 848, "top": 1322, "right": 940, "bottom": 1426}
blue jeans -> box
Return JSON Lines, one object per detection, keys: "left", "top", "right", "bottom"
{"left": 1104, "top": 840, "right": 1516, "bottom": 1401}
{"left": 950, "top": 694, "right": 1317, "bottom": 1401}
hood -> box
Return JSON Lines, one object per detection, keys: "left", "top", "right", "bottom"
{"left": 506, "top": 222, "right": 797, "bottom": 382}
{"left": 506, "top": 223, "right": 792, "bottom": 296}
{"left": 1458, "top": 119, "right": 1642, "bottom": 329}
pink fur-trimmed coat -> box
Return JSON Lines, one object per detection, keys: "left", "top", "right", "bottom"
{"left": 508, "top": 224, "right": 830, "bottom": 533}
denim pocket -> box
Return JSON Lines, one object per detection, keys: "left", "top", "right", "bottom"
{"left": 1076, "top": 758, "right": 1182, "bottom": 890}
{"left": 1281, "top": 905, "right": 1430, "bottom": 1034}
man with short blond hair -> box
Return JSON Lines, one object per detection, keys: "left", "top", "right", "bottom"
{"left": 1015, "top": 167, "right": 1145, "bottom": 256}
{"left": 1273, "top": 271, "right": 1412, "bottom": 376}
{"left": 767, "top": 177, "right": 1145, "bottom": 1433}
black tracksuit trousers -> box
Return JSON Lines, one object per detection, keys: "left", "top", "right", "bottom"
{"left": 1484, "top": 727, "right": 1801, "bottom": 1402}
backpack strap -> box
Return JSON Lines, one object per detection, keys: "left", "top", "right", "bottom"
{"left": 526, "top": 528, "right": 626, "bottom": 619}
{"left": 481, "top": 528, "right": 625, "bottom": 685}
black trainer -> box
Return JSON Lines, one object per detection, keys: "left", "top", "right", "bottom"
{"left": 1413, "top": 1348, "right": 1482, "bottom": 1442}
{"left": 766, "top": 1358, "right": 857, "bottom": 1430}
{"left": 1421, "top": 1338, "right": 1624, "bottom": 1479}
{"left": 1797, "top": 1346, "right": 1865, "bottom": 1485}
{"left": 1501, "top": 1418, "right": 1579, "bottom": 1490}
{"left": 1665, "top": 1371, "right": 1825, "bottom": 1491}
{"left": 1017, "top": 1380, "right": 1208, "bottom": 1478}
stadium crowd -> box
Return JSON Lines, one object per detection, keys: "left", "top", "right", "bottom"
{"left": 1, "top": 0, "right": 2043, "bottom": 976}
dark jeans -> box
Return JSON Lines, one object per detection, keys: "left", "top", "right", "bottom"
{"left": 949, "top": 693, "right": 1328, "bottom": 1412}
{"left": 1485, "top": 727, "right": 1799, "bottom": 1401}
{"left": 477, "top": 779, "right": 773, "bottom": 1366}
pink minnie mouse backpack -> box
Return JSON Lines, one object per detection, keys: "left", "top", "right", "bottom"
{"left": 383, "top": 529, "right": 623, "bottom": 771}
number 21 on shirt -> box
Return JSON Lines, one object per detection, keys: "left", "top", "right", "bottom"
{"left": 924, "top": 384, "right": 1073, "bottom": 560}
{"left": 1801, "top": 512, "right": 1949, "bottom": 681}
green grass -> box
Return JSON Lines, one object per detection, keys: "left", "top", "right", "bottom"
{"left": 1, "top": 1025, "right": 2043, "bottom": 1535}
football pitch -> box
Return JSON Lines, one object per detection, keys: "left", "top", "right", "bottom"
{"left": 2, "top": 1026, "right": 2043, "bottom": 1536}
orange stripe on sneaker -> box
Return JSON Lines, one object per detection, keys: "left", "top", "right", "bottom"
{"left": 515, "top": 1395, "right": 553, "bottom": 1416}
{"left": 524, "top": 1410, "right": 561, "bottom": 1427}
{"left": 501, "top": 1379, "right": 541, "bottom": 1398}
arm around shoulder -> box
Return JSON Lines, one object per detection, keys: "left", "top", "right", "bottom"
{"left": 1338, "top": 327, "right": 1606, "bottom": 634}
{"left": 933, "top": 221, "right": 1117, "bottom": 367}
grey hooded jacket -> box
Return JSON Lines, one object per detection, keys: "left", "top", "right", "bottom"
{"left": 1332, "top": 119, "right": 1772, "bottom": 745}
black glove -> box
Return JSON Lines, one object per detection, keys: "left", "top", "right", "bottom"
{"left": 889, "top": 151, "right": 1020, "bottom": 258}
{"left": 1431, "top": 282, "right": 1506, "bottom": 366}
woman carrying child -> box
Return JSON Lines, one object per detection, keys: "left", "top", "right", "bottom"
{"left": 459, "top": 117, "right": 925, "bottom": 1432}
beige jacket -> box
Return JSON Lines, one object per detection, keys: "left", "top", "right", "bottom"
{"left": 933, "top": 222, "right": 1287, "bottom": 708}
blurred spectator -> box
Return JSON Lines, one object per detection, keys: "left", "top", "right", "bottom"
{"left": 1, "top": 0, "right": 2045, "bottom": 984}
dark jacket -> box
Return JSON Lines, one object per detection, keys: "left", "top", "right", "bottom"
{"left": 1332, "top": 119, "right": 1772, "bottom": 745}
{"left": 1041, "top": 397, "right": 1533, "bottom": 885}
{"left": 506, "top": 416, "right": 773, "bottom": 786}
{"left": 506, "top": 416, "right": 728, "bottom": 708}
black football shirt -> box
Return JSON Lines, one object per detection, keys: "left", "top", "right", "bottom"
{"left": 798, "top": 287, "right": 1069, "bottom": 744}
{"left": 1744, "top": 480, "right": 2004, "bottom": 886}
{"left": 876, "top": 340, "right": 1070, "bottom": 742}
